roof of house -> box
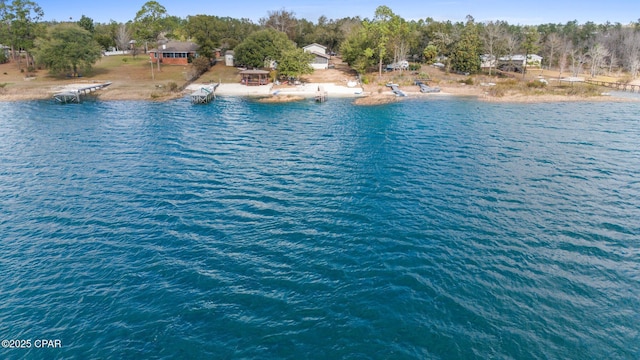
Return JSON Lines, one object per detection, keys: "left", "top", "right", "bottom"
{"left": 499, "top": 54, "right": 543, "bottom": 61}
{"left": 310, "top": 51, "right": 330, "bottom": 59}
{"left": 240, "top": 69, "right": 270, "bottom": 75}
{"left": 303, "top": 43, "right": 327, "bottom": 50}
{"left": 150, "top": 41, "right": 199, "bottom": 53}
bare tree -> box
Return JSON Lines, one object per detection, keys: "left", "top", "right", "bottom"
{"left": 259, "top": 8, "right": 298, "bottom": 41}
{"left": 622, "top": 30, "right": 640, "bottom": 78}
{"left": 501, "top": 32, "right": 520, "bottom": 72}
{"left": 587, "top": 43, "right": 609, "bottom": 77}
{"left": 115, "top": 24, "right": 131, "bottom": 52}
{"left": 482, "top": 21, "right": 505, "bottom": 75}
{"left": 571, "top": 50, "right": 588, "bottom": 77}
{"left": 558, "top": 36, "right": 573, "bottom": 78}
{"left": 544, "top": 33, "right": 562, "bottom": 71}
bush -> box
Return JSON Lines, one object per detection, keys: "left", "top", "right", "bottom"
{"left": 121, "top": 58, "right": 128, "bottom": 63}
{"left": 167, "top": 82, "right": 178, "bottom": 92}
{"left": 526, "top": 80, "right": 547, "bottom": 88}
{"left": 192, "top": 57, "right": 211, "bottom": 77}
{"left": 459, "top": 77, "right": 474, "bottom": 85}
{"left": 620, "top": 75, "right": 633, "bottom": 84}
{"left": 408, "top": 63, "right": 421, "bottom": 71}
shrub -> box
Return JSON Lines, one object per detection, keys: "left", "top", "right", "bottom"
{"left": 167, "top": 82, "right": 178, "bottom": 92}
{"left": 619, "top": 75, "right": 632, "bottom": 84}
{"left": 192, "top": 57, "right": 211, "bottom": 77}
{"left": 526, "top": 80, "right": 547, "bottom": 88}
{"left": 500, "top": 79, "right": 519, "bottom": 87}
{"left": 121, "top": 58, "right": 128, "bottom": 63}
{"left": 459, "top": 77, "right": 474, "bottom": 85}
{"left": 408, "top": 63, "right": 421, "bottom": 71}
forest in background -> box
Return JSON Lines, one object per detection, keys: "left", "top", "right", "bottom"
{"left": 2, "top": 0, "right": 640, "bottom": 81}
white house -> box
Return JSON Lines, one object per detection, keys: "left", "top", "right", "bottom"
{"left": 480, "top": 54, "right": 496, "bottom": 69}
{"left": 497, "top": 54, "right": 543, "bottom": 72}
{"left": 303, "top": 43, "right": 327, "bottom": 55}
{"left": 303, "top": 43, "right": 330, "bottom": 70}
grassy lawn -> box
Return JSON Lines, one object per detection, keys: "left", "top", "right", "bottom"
{"left": 199, "top": 61, "right": 242, "bottom": 83}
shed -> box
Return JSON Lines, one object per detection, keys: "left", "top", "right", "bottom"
{"left": 225, "top": 50, "right": 235, "bottom": 66}
{"left": 240, "top": 69, "right": 270, "bottom": 86}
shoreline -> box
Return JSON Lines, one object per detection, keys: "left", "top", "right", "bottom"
{"left": 1, "top": 80, "right": 637, "bottom": 104}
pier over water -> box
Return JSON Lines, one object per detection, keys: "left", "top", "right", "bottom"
{"left": 53, "top": 82, "right": 112, "bottom": 103}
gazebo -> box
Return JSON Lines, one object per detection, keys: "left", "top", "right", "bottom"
{"left": 240, "top": 69, "right": 270, "bottom": 86}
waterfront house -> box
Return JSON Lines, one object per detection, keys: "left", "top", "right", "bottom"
{"left": 303, "top": 43, "right": 330, "bottom": 70}
{"left": 497, "top": 54, "right": 543, "bottom": 72}
{"left": 149, "top": 41, "right": 199, "bottom": 65}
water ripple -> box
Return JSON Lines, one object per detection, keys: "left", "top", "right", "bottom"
{"left": 1, "top": 99, "right": 639, "bottom": 359}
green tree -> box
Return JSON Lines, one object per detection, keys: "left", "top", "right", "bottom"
{"left": 422, "top": 44, "right": 438, "bottom": 64}
{"left": 77, "top": 14, "right": 94, "bottom": 33}
{"left": 340, "top": 23, "right": 375, "bottom": 74}
{"left": 370, "top": 5, "right": 392, "bottom": 76}
{"left": 1, "top": 0, "right": 44, "bottom": 70}
{"left": 34, "top": 23, "right": 102, "bottom": 76}
{"left": 386, "top": 10, "right": 412, "bottom": 69}
{"left": 277, "top": 48, "right": 314, "bottom": 79}
{"left": 185, "top": 15, "right": 219, "bottom": 59}
{"left": 133, "top": 0, "right": 168, "bottom": 72}
{"left": 521, "top": 26, "right": 540, "bottom": 77}
{"left": 186, "top": 15, "right": 259, "bottom": 58}
{"left": 234, "top": 28, "right": 294, "bottom": 68}
{"left": 311, "top": 16, "right": 345, "bottom": 54}
{"left": 450, "top": 16, "right": 481, "bottom": 74}
{"left": 93, "top": 21, "right": 118, "bottom": 51}
{"left": 133, "top": 0, "right": 167, "bottom": 51}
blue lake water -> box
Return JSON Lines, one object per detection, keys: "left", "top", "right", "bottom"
{"left": 1, "top": 96, "right": 639, "bottom": 359}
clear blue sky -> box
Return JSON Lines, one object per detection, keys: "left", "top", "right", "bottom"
{"left": 36, "top": 0, "right": 640, "bottom": 26}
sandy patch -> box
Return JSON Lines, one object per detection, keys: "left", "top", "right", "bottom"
{"left": 257, "top": 94, "right": 305, "bottom": 103}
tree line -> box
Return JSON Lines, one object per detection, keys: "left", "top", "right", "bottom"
{"left": 2, "top": 0, "right": 640, "bottom": 80}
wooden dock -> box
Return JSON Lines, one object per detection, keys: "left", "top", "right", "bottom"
{"left": 584, "top": 79, "right": 640, "bottom": 93}
{"left": 315, "top": 85, "right": 327, "bottom": 102}
{"left": 191, "top": 83, "right": 219, "bottom": 104}
{"left": 53, "top": 82, "right": 112, "bottom": 103}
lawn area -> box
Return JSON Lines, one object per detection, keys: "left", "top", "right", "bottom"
{"left": 198, "top": 61, "right": 242, "bottom": 84}
{"left": 0, "top": 54, "right": 204, "bottom": 100}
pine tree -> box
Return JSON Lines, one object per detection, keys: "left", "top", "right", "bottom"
{"left": 450, "top": 16, "right": 481, "bottom": 74}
